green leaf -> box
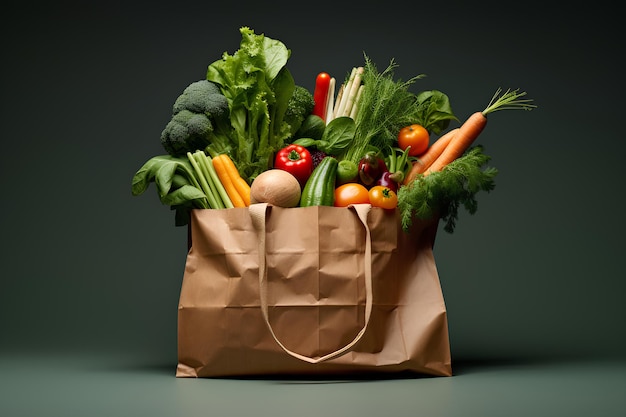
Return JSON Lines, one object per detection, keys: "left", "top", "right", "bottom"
{"left": 160, "top": 185, "right": 206, "bottom": 206}
{"left": 414, "top": 90, "right": 458, "bottom": 135}
{"left": 248, "top": 27, "right": 290, "bottom": 82}
{"left": 155, "top": 161, "right": 177, "bottom": 198}
{"left": 293, "top": 117, "right": 355, "bottom": 156}
{"left": 319, "top": 117, "right": 355, "bottom": 155}
{"left": 292, "top": 137, "right": 318, "bottom": 148}
{"left": 295, "top": 114, "right": 325, "bottom": 141}
{"left": 206, "top": 26, "right": 292, "bottom": 182}
{"left": 171, "top": 174, "right": 190, "bottom": 189}
{"left": 268, "top": 66, "right": 295, "bottom": 148}
{"left": 344, "top": 56, "right": 425, "bottom": 164}
{"left": 131, "top": 165, "right": 151, "bottom": 196}
{"left": 131, "top": 155, "right": 176, "bottom": 196}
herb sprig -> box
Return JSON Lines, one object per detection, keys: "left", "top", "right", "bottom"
{"left": 397, "top": 146, "right": 498, "bottom": 233}
{"left": 342, "top": 55, "right": 457, "bottom": 166}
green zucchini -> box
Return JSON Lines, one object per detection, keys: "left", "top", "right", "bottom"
{"left": 299, "top": 156, "right": 338, "bottom": 207}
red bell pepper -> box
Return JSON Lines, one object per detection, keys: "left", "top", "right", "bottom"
{"left": 274, "top": 144, "right": 313, "bottom": 187}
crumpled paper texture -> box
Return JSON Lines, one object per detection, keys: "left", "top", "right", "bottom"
{"left": 176, "top": 205, "right": 451, "bottom": 377}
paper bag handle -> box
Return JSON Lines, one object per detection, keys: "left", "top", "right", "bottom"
{"left": 249, "top": 203, "right": 373, "bottom": 364}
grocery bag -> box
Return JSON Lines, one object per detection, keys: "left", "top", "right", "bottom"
{"left": 176, "top": 203, "right": 452, "bottom": 377}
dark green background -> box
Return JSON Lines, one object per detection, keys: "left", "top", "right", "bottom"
{"left": 1, "top": 0, "right": 623, "bottom": 368}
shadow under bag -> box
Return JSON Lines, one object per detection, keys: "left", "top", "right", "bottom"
{"left": 176, "top": 203, "right": 452, "bottom": 377}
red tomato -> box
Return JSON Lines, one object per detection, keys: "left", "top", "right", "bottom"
{"left": 397, "top": 124, "right": 430, "bottom": 156}
{"left": 274, "top": 144, "right": 313, "bottom": 187}
{"left": 368, "top": 185, "right": 398, "bottom": 210}
{"left": 334, "top": 183, "right": 370, "bottom": 207}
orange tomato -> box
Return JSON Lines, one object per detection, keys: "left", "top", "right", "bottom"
{"left": 368, "top": 185, "right": 398, "bottom": 210}
{"left": 398, "top": 124, "right": 430, "bottom": 156}
{"left": 334, "top": 183, "right": 370, "bottom": 207}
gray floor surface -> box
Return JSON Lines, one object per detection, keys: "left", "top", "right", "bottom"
{"left": 2, "top": 353, "right": 624, "bottom": 417}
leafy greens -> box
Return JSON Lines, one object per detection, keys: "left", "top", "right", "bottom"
{"left": 397, "top": 146, "right": 498, "bottom": 233}
{"left": 342, "top": 56, "right": 458, "bottom": 165}
{"left": 206, "top": 26, "right": 295, "bottom": 182}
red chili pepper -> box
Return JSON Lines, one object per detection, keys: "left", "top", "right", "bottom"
{"left": 274, "top": 144, "right": 313, "bottom": 187}
{"left": 312, "top": 72, "right": 331, "bottom": 121}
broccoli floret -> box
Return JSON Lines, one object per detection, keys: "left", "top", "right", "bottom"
{"left": 160, "top": 110, "right": 213, "bottom": 156}
{"left": 161, "top": 80, "right": 232, "bottom": 156}
{"left": 284, "top": 85, "right": 315, "bottom": 138}
{"left": 172, "top": 80, "right": 228, "bottom": 117}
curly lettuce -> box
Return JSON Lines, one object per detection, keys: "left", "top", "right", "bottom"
{"left": 206, "top": 26, "right": 295, "bottom": 182}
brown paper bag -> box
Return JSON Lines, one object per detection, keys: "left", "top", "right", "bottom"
{"left": 176, "top": 203, "right": 452, "bottom": 377}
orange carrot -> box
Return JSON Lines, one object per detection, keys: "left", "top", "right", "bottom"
{"left": 234, "top": 176, "right": 251, "bottom": 207}
{"left": 403, "top": 128, "right": 458, "bottom": 185}
{"left": 212, "top": 155, "right": 246, "bottom": 208}
{"left": 217, "top": 154, "right": 251, "bottom": 206}
{"left": 425, "top": 112, "right": 487, "bottom": 174}
{"left": 425, "top": 88, "right": 535, "bottom": 175}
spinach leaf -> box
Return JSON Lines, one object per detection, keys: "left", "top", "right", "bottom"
{"left": 131, "top": 154, "right": 210, "bottom": 212}
{"left": 295, "top": 115, "right": 325, "bottom": 141}
{"left": 293, "top": 117, "right": 355, "bottom": 156}
{"left": 132, "top": 155, "right": 175, "bottom": 196}
{"left": 161, "top": 185, "right": 206, "bottom": 206}
{"left": 413, "top": 90, "right": 458, "bottom": 135}
{"left": 155, "top": 161, "right": 178, "bottom": 198}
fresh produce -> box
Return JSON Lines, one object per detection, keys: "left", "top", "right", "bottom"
{"left": 292, "top": 116, "right": 355, "bottom": 157}
{"left": 294, "top": 114, "right": 325, "bottom": 141}
{"left": 398, "top": 90, "right": 534, "bottom": 232}
{"left": 131, "top": 26, "right": 536, "bottom": 233}
{"left": 215, "top": 153, "right": 251, "bottom": 206}
{"left": 332, "top": 67, "right": 364, "bottom": 120}
{"left": 403, "top": 128, "right": 458, "bottom": 185}
{"left": 250, "top": 169, "right": 301, "bottom": 207}
{"left": 186, "top": 151, "right": 233, "bottom": 209}
{"left": 412, "top": 90, "right": 459, "bottom": 135}
{"left": 299, "top": 156, "right": 338, "bottom": 207}
{"left": 205, "top": 27, "right": 300, "bottom": 183}
{"left": 160, "top": 80, "right": 231, "bottom": 157}
{"left": 324, "top": 77, "right": 336, "bottom": 122}
{"left": 132, "top": 150, "right": 253, "bottom": 224}
{"left": 398, "top": 146, "right": 498, "bottom": 232}
{"left": 425, "top": 88, "right": 535, "bottom": 175}
{"left": 358, "top": 151, "right": 388, "bottom": 187}
{"left": 212, "top": 154, "right": 247, "bottom": 208}
{"left": 312, "top": 72, "right": 331, "bottom": 121}
{"left": 385, "top": 146, "right": 412, "bottom": 185}
{"left": 274, "top": 144, "right": 313, "bottom": 187}
{"left": 341, "top": 57, "right": 456, "bottom": 166}
{"left": 336, "top": 160, "right": 358, "bottom": 185}
{"left": 284, "top": 85, "right": 316, "bottom": 138}
{"left": 376, "top": 171, "right": 398, "bottom": 193}
{"left": 397, "top": 124, "right": 430, "bottom": 156}
{"left": 132, "top": 154, "right": 210, "bottom": 218}
{"left": 369, "top": 186, "right": 398, "bottom": 210}
{"left": 334, "top": 183, "right": 370, "bottom": 207}
{"left": 310, "top": 149, "right": 328, "bottom": 168}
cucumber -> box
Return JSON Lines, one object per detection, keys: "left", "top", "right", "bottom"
{"left": 299, "top": 156, "right": 338, "bottom": 207}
